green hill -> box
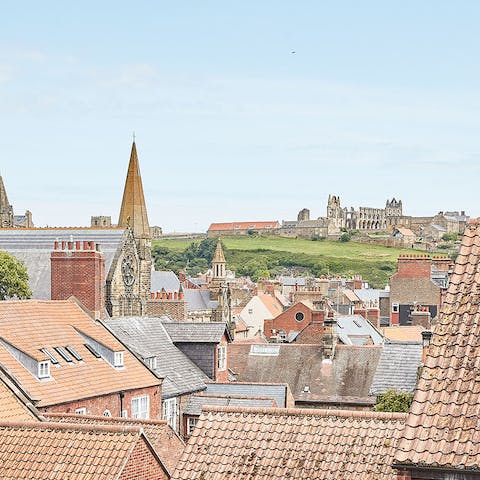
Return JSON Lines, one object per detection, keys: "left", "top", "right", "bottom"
{"left": 152, "top": 236, "right": 431, "bottom": 288}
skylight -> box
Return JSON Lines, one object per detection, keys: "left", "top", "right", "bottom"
{"left": 54, "top": 346, "right": 73, "bottom": 362}
{"left": 41, "top": 348, "right": 59, "bottom": 365}
{"left": 84, "top": 343, "right": 101, "bottom": 359}
{"left": 65, "top": 345, "right": 83, "bottom": 361}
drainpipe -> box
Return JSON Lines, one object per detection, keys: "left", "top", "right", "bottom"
{"left": 119, "top": 391, "right": 125, "bottom": 417}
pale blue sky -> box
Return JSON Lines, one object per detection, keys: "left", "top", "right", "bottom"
{"left": 1, "top": 1, "right": 479, "bottom": 231}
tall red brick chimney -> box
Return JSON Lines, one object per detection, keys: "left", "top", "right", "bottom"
{"left": 51, "top": 240, "right": 105, "bottom": 318}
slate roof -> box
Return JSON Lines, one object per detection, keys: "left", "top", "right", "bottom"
{"left": 106, "top": 316, "right": 208, "bottom": 398}
{"left": 395, "top": 221, "right": 480, "bottom": 470}
{"left": 162, "top": 322, "right": 229, "bottom": 343}
{"left": 184, "top": 393, "right": 276, "bottom": 415}
{"left": 354, "top": 288, "right": 385, "bottom": 303}
{"left": 184, "top": 289, "right": 218, "bottom": 311}
{"left": 45, "top": 412, "right": 185, "bottom": 474}
{"left": 172, "top": 406, "right": 406, "bottom": 480}
{"left": 205, "top": 382, "right": 289, "bottom": 408}
{"left": 0, "top": 299, "right": 160, "bottom": 407}
{"left": 0, "top": 420, "right": 167, "bottom": 479}
{"left": 370, "top": 341, "right": 423, "bottom": 395}
{"left": 151, "top": 270, "right": 181, "bottom": 293}
{"left": 336, "top": 315, "right": 384, "bottom": 345}
{"left": 0, "top": 228, "right": 124, "bottom": 299}
{"left": 228, "top": 343, "right": 381, "bottom": 405}
{"left": 279, "top": 276, "right": 307, "bottom": 287}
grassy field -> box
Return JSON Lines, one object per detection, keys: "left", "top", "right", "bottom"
{"left": 153, "top": 236, "right": 430, "bottom": 288}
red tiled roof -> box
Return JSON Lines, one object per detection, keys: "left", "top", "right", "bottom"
{"left": 45, "top": 412, "right": 184, "bottom": 473}
{"left": 0, "top": 373, "right": 40, "bottom": 421}
{"left": 0, "top": 299, "right": 160, "bottom": 407}
{"left": 172, "top": 406, "right": 406, "bottom": 479}
{"left": 0, "top": 420, "right": 164, "bottom": 479}
{"left": 395, "top": 222, "right": 480, "bottom": 470}
{"left": 257, "top": 294, "right": 283, "bottom": 316}
{"left": 208, "top": 221, "right": 279, "bottom": 231}
{"left": 381, "top": 325, "right": 425, "bottom": 342}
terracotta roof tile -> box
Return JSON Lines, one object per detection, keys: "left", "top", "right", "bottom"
{"left": 44, "top": 412, "right": 184, "bottom": 473}
{"left": 395, "top": 223, "right": 480, "bottom": 470}
{"left": 0, "top": 299, "right": 160, "bottom": 407}
{"left": 380, "top": 326, "right": 425, "bottom": 342}
{"left": 0, "top": 420, "right": 148, "bottom": 479}
{"left": 172, "top": 406, "right": 406, "bottom": 479}
{"left": 0, "top": 373, "right": 40, "bottom": 421}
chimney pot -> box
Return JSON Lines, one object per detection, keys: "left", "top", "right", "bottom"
{"left": 75, "top": 241, "right": 81, "bottom": 250}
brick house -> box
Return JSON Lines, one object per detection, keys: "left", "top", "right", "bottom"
{"left": 0, "top": 420, "right": 170, "bottom": 479}
{"left": 0, "top": 299, "right": 162, "bottom": 419}
{"left": 107, "top": 316, "right": 209, "bottom": 438}
{"left": 389, "top": 255, "right": 452, "bottom": 325}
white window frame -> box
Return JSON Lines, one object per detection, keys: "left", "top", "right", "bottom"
{"left": 103, "top": 409, "right": 112, "bottom": 417}
{"left": 114, "top": 351, "right": 124, "bottom": 368}
{"left": 38, "top": 361, "right": 50, "bottom": 379}
{"left": 75, "top": 407, "right": 87, "bottom": 415}
{"left": 392, "top": 303, "right": 399, "bottom": 313}
{"left": 217, "top": 345, "right": 227, "bottom": 372}
{"left": 132, "top": 395, "right": 150, "bottom": 419}
{"left": 162, "top": 398, "right": 177, "bottom": 430}
{"left": 278, "top": 330, "right": 287, "bottom": 343}
{"left": 146, "top": 356, "right": 157, "bottom": 369}
{"left": 187, "top": 416, "right": 198, "bottom": 435}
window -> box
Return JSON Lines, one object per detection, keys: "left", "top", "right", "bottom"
{"left": 392, "top": 303, "right": 399, "bottom": 313}
{"left": 295, "top": 311, "right": 305, "bottom": 322}
{"left": 162, "top": 398, "right": 177, "bottom": 429}
{"left": 145, "top": 357, "right": 157, "bottom": 369}
{"left": 65, "top": 345, "right": 82, "bottom": 361}
{"left": 278, "top": 330, "right": 287, "bottom": 342}
{"left": 248, "top": 308, "right": 253, "bottom": 314}
{"left": 187, "top": 417, "right": 198, "bottom": 435}
{"left": 114, "top": 351, "right": 124, "bottom": 368}
{"left": 38, "top": 361, "right": 50, "bottom": 379}
{"left": 41, "top": 349, "right": 59, "bottom": 365}
{"left": 217, "top": 345, "right": 227, "bottom": 371}
{"left": 103, "top": 409, "right": 112, "bottom": 417}
{"left": 54, "top": 346, "right": 73, "bottom": 363}
{"left": 132, "top": 395, "right": 150, "bottom": 419}
{"left": 75, "top": 407, "right": 86, "bottom": 415}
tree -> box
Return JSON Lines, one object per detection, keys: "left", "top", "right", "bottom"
{"left": 373, "top": 388, "right": 413, "bottom": 413}
{"left": 0, "top": 250, "right": 31, "bottom": 300}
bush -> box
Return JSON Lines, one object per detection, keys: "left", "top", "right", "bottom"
{"left": 339, "top": 233, "right": 351, "bottom": 242}
{"left": 441, "top": 232, "right": 457, "bottom": 242}
{"left": 374, "top": 388, "right": 413, "bottom": 413}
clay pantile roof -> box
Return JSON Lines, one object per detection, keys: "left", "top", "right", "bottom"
{"left": 395, "top": 227, "right": 415, "bottom": 236}
{"left": 208, "top": 221, "right": 279, "bottom": 232}
{"left": 118, "top": 141, "right": 150, "bottom": 238}
{"left": 0, "top": 299, "right": 160, "bottom": 407}
{"left": 0, "top": 371, "right": 41, "bottom": 421}
{"left": 380, "top": 325, "right": 425, "bottom": 342}
{"left": 0, "top": 419, "right": 167, "bottom": 479}
{"left": 395, "top": 222, "right": 480, "bottom": 470}
{"left": 342, "top": 288, "right": 360, "bottom": 303}
{"left": 45, "top": 412, "right": 184, "bottom": 473}
{"left": 258, "top": 294, "right": 283, "bottom": 316}
{"left": 172, "top": 406, "right": 406, "bottom": 480}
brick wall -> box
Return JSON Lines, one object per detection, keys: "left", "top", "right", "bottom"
{"left": 395, "top": 468, "right": 412, "bottom": 480}
{"left": 214, "top": 335, "right": 229, "bottom": 382}
{"left": 40, "top": 385, "right": 162, "bottom": 419}
{"left": 51, "top": 240, "right": 105, "bottom": 318}
{"left": 264, "top": 302, "right": 325, "bottom": 339}
{"left": 394, "top": 256, "right": 432, "bottom": 279}
{"left": 119, "top": 436, "right": 169, "bottom": 480}
{"left": 147, "top": 298, "right": 187, "bottom": 320}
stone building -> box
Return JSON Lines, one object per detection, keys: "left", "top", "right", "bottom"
{"left": 0, "top": 175, "right": 33, "bottom": 228}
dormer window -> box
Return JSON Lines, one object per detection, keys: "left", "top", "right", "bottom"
{"left": 145, "top": 356, "right": 157, "bottom": 369}
{"left": 114, "top": 351, "right": 124, "bottom": 368}
{"left": 38, "top": 361, "right": 51, "bottom": 379}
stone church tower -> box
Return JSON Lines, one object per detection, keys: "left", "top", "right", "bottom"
{"left": 209, "top": 241, "right": 232, "bottom": 329}
{"left": 0, "top": 176, "right": 14, "bottom": 228}
{"left": 106, "top": 142, "right": 152, "bottom": 317}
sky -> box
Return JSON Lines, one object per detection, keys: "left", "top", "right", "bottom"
{"left": 1, "top": 1, "right": 479, "bottom": 232}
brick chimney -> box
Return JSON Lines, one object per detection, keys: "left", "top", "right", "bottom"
{"left": 394, "top": 255, "right": 432, "bottom": 279}
{"left": 51, "top": 240, "right": 105, "bottom": 318}
{"left": 411, "top": 305, "right": 431, "bottom": 329}
{"left": 366, "top": 307, "right": 380, "bottom": 328}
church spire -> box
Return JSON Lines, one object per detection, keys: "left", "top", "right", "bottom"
{"left": 0, "top": 176, "right": 10, "bottom": 209}
{"left": 118, "top": 141, "right": 150, "bottom": 238}
{"left": 212, "top": 240, "right": 226, "bottom": 279}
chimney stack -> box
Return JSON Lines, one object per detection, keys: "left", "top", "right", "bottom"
{"left": 323, "top": 317, "right": 337, "bottom": 360}
{"left": 51, "top": 239, "right": 105, "bottom": 318}
{"left": 421, "top": 330, "right": 433, "bottom": 363}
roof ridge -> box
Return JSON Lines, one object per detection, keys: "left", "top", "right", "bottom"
{"left": 194, "top": 393, "right": 276, "bottom": 401}
{"left": 201, "top": 405, "right": 408, "bottom": 420}
{"left": 44, "top": 412, "right": 169, "bottom": 426}
{"left": 0, "top": 419, "right": 143, "bottom": 434}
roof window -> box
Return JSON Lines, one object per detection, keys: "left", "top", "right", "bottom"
{"left": 65, "top": 345, "right": 83, "bottom": 361}
{"left": 84, "top": 343, "right": 101, "bottom": 359}
{"left": 54, "top": 346, "right": 73, "bottom": 362}
{"left": 41, "top": 348, "right": 59, "bottom": 365}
